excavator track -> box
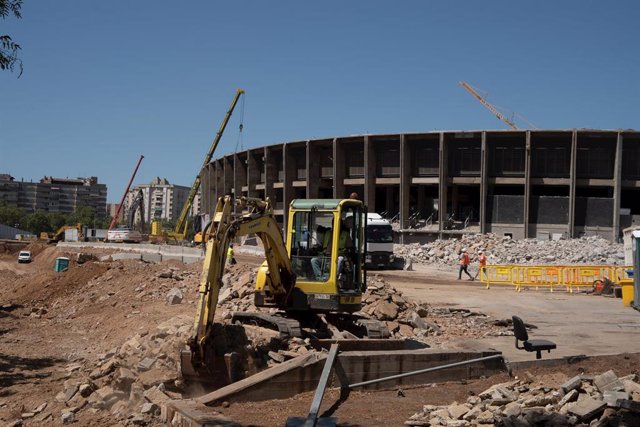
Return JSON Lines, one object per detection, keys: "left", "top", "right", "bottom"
{"left": 231, "top": 312, "right": 303, "bottom": 339}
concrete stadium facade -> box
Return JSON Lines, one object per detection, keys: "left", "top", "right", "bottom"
{"left": 201, "top": 129, "right": 640, "bottom": 243}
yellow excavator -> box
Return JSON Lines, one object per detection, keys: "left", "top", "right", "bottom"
{"left": 182, "top": 196, "right": 388, "bottom": 383}
{"left": 40, "top": 224, "right": 84, "bottom": 244}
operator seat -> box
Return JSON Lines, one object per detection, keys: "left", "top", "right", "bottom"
{"left": 512, "top": 315, "right": 556, "bottom": 359}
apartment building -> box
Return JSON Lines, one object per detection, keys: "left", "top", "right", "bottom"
{"left": 0, "top": 174, "right": 107, "bottom": 218}
{"left": 126, "top": 177, "right": 200, "bottom": 223}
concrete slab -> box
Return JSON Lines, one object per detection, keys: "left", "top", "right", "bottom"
{"left": 141, "top": 253, "right": 162, "bottom": 263}
{"left": 161, "top": 254, "right": 183, "bottom": 263}
{"left": 111, "top": 253, "right": 141, "bottom": 261}
{"left": 380, "top": 270, "right": 640, "bottom": 362}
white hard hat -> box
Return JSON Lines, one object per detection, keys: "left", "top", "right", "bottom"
{"left": 478, "top": 250, "right": 483, "bottom": 254}
{"left": 462, "top": 248, "right": 467, "bottom": 252}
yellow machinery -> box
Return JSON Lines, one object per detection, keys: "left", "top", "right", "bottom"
{"left": 41, "top": 224, "right": 84, "bottom": 244}
{"left": 182, "top": 196, "right": 387, "bottom": 382}
{"left": 163, "top": 89, "right": 245, "bottom": 243}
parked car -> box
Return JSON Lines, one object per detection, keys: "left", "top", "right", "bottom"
{"left": 17, "top": 250, "right": 32, "bottom": 263}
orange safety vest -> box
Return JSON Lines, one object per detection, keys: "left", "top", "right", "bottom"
{"left": 459, "top": 253, "right": 470, "bottom": 266}
{"left": 479, "top": 254, "right": 487, "bottom": 267}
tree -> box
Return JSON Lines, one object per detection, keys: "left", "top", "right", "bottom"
{"left": 67, "top": 205, "right": 96, "bottom": 226}
{"left": 24, "top": 211, "right": 51, "bottom": 234}
{"left": 0, "top": 201, "right": 25, "bottom": 228}
{"left": 0, "top": 0, "right": 22, "bottom": 76}
{"left": 47, "top": 212, "right": 67, "bottom": 230}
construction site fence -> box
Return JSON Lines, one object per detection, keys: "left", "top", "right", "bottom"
{"left": 479, "top": 264, "right": 633, "bottom": 292}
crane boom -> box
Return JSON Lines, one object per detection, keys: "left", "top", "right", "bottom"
{"left": 171, "top": 88, "right": 245, "bottom": 240}
{"left": 459, "top": 81, "right": 518, "bottom": 130}
{"left": 109, "top": 154, "right": 144, "bottom": 231}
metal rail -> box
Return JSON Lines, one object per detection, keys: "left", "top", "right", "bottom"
{"left": 346, "top": 354, "right": 505, "bottom": 390}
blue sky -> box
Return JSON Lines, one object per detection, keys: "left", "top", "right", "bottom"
{"left": 1, "top": 1, "right": 638, "bottom": 202}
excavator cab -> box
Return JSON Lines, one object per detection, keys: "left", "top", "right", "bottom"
{"left": 254, "top": 199, "right": 365, "bottom": 313}
{"left": 288, "top": 199, "right": 365, "bottom": 311}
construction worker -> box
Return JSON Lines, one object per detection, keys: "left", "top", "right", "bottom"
{"left": 458, "top": 248, "right": 473, "bottom": 280}
{"left": 474, "top": 250, "right": 487, "bottom": 280}
{"left": 227, "top": 243, "right": 237, "bottom": 266}
{"left": 311, "top": 218, "right": 352, "bottom": 280}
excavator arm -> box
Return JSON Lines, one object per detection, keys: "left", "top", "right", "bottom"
{"left": 186, "top": 196, "right": 296, "bottom": 373}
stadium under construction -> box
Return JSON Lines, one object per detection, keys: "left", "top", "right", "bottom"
{"left": 201, "top": 129, "right": 640, "bottom": 243}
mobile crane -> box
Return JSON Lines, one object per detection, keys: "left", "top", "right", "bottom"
{"left": 164, "top": 89, "right": 245, "bottom": 243}
{"left": 181, "top": 196, "right": 388, "bottom": 383}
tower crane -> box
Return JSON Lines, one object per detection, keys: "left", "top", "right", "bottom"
{"left": 459, "top": 81, "right": 519, "bottom": 130}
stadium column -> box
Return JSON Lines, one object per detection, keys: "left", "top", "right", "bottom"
{"left": 233, "top": 152, "right": 246, "bottom": 202}
{"left": 283, "top": 143, "right": 295, "bottom": 232}
{"left": 264, "top": 147, "right": 278, "bottom": 211}
{"left": 306, "top": 140, "right": 320, "bottom": 199}
{"left": 524, "top": 131, "right": 532, "bottom": 238}
{"left": 568, "top": 130, "right": 577, "bottom": 238}
{"left": 612, "top": 131, "right": 623, "bottom": 242}
{"left": 332, "top": 138, "right": 345, "bottom": 198}
{"left": 364, "top": 135, "right": 376, "bottom": 210}
{"left": 479, "top": 131, "right": 488, "bottom": 233}
{"left": 247, "top": 150, "right": 260, "bottom": 198}
{"left": 438, "top": 132, "right": 447, "bottom": 239}
{"left": 400, "top": 134, "right": 410, "bottom": 241}
{"left": 223, "top": 155, "right": 234, "bottom": 199}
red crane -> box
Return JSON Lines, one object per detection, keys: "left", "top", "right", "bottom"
{"left": 109, "top": 154, "right": 144, "bottom": 231}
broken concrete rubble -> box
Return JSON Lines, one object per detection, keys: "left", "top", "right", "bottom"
{"left": 405, "top": 370, "right": 640, "bottom": 426}
{"left": 394, "top": 234, "right": 624, "bottom": 267}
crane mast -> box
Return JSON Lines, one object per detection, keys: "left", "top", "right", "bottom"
{"left": 171, "top": 88, "right": 245, "bottom": 241}
{"left": 459, "top": 81, "right": 518, "bottom": 130}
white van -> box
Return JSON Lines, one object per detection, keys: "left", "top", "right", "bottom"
{"left": 18, "top": 250, "right": 32, "bottom": 263}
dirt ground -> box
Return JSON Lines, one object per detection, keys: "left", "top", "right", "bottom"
{"left": 0, "top": 243, "right": 638, "bottom": 426}
{"left": 215, "top": 353, "right": 640, "bottom": 427}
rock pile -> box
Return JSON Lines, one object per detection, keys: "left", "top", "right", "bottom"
{"left": 405, "top": 369, "right": 640, "bottom": 426}
{"left": 48, "top": 314, "right": 194, "bottom": 425}
{"left": 361, "top": 275, "right": 510, "bottom": 343}
{"left": 215, "top": 266, "right": 511, "bottom": 346}
{"left": 395, "top": 234, "right": 625, "bottom": 267}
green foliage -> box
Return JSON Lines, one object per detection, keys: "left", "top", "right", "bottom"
{"left": 0, "top": 202, "right": 110, "bottom": 235}
{"left": 68, "top": 205, "right": 96, "bottom": 226}
{"left": 0, "top": 0, "right": 22, "bottom": 76}
{"left": 47, "top": 212, "right": 67, "bottom": 230}
{"left": 24, "top": 211, "right": 52, "bottom": 234}
{"left": 0, "top": 201, "right": 25, "bottom": 228}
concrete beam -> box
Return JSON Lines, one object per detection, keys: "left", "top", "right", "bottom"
{"left": 479, "top": 132, "right": 488, "bottom": 233}
{"left": 332, "top": 138, "right": 345, "bottom": 198}
{"left": 306, "top": 140, "right": 320, "bottom": 199}
{"left": 568, "top": 130, "right": 577, "bottom": 237}
{"left": 283, "top": 143, "right": 296, "bottom": 231}
{"left": 247, "top": 151, "right": 261, "bottom": 198}
{"left": 264, "top": 147, "right": 278, "bottom": 207}
{"left": 613, "top": 132, "right": 623, "bottom": 242}
{"left": 524, "top": 131, "right": 531, "bottom": 238}
{"left": 438, "top": 133, "right": 447, "bottom": 236}
{"left": 400, "top": 134, "right": 410, "bottom": 234}
{"left": 364, "top": 136, "right": 376, "bottom": 209}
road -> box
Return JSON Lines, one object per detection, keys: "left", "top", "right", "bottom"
{"left": 378, "top": 267, "right": 640, "bottom": 362}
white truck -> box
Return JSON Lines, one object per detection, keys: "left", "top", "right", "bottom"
{"left": 106, "top": 226, "right": 142, "bottom": 243}
{"left": 364, "top": 213, "right": 395, "bottom": 269}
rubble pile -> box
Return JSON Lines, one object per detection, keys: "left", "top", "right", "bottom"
{"left": 362, "top": 275, "right": 510, "bottom": 343}
{"left": 46, "top": 315, "right": 192, "bottom": 426}
{"left": 395, "top": 234, "right": 625, "bottom": 267}
{"left": 405, "top": 370, "right": 640, "bottom": 427}
{"left": 215, "top": 266, "right": 511, "bottom": 346}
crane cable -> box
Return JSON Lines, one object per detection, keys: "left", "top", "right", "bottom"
{"left": 234, "top": 94, "right": 246, "bottom": 153}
